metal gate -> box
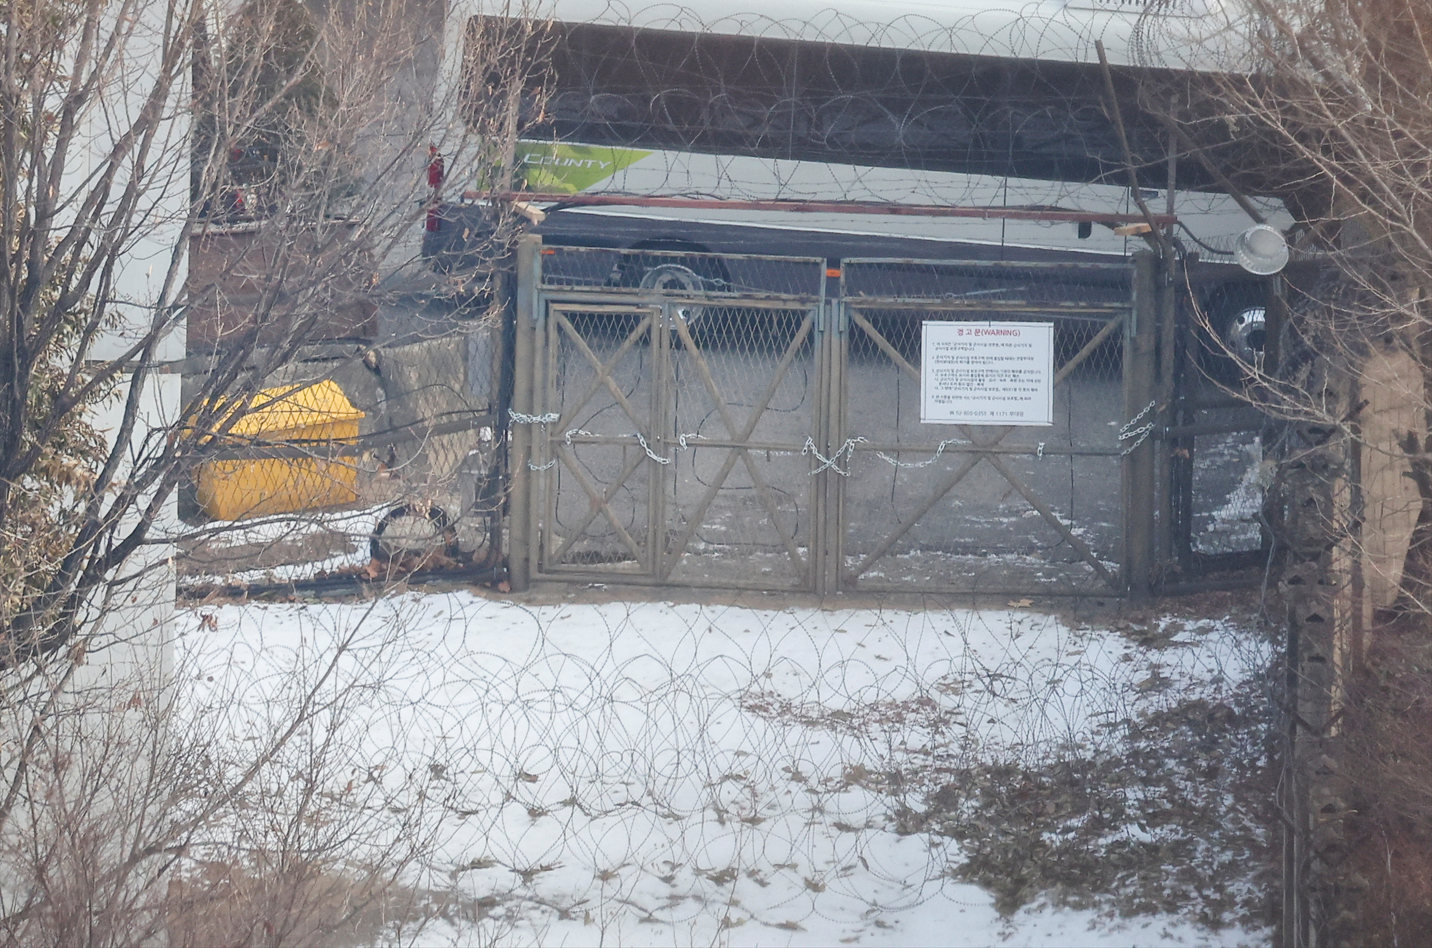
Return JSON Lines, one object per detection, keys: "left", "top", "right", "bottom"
{"left": 507, "top": 238, "right": 1169, "bottom": 595}
{"left": 831, "top": 259, "right": 1135, "bottom": 595}
{"left": 508, "top": 243, "right": 830, "bottom": 590}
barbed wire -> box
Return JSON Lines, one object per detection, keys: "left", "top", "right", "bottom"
{"left": 146, "top": 587, "right": 1277, "bottom": 942}
{"left": 502, "top": 1, "right": 1272, "bottom": 245}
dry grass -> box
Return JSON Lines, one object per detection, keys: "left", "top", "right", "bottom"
{"left": 741, "top": 600, "right": 1280, "bottom": 930}
{"left": 163, "top": 856, "right": 510, "bottom": 947}
{"left": 1330, "top": 617, "right": 1432, "bottom": 945}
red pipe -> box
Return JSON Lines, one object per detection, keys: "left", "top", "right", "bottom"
{"left": 463, "top": 190, "right": 1176, "bottom": 226}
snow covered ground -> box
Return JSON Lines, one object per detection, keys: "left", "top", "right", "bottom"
{"left": 176, "top": 592, "right": 1273, "bottom": 947}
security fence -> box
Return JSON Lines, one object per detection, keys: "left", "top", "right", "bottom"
{"left": 834, "top": 259, "right": 1132, "bottom": 595}
{"left": 506, "top": 238, "right": 1272, "bottom": 596}
{"left": 1163, "top": 269, "right": 1278, "bottom": 578}
{"left": 509, "top": 245, "right": 828, "bottom": 591}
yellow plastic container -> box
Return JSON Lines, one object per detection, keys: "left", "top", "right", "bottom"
{"left": 196, "top": 380, "right": 366, "bottom": 521}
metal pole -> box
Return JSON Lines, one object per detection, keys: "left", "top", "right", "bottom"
{"left": 1172, "top": 255, "right": 1203, "bottom": 571}
{"left": 1265, "top": 273, "right": 1287, "bottom": 382}
{"left": 1156, "top": 255, "right": 1178, "bottom": 576}
{"left": 471, "top": 190, "right": 1178, "bottom": 227}
{"left": 507, "top": 234, "right": 540, "bottom": 591}
{"left": 1157, "top": 128, "right": 1179, "bottom": 576}
{"left": 527, "top": 253, "right": 548, "bottom": 587}
{"left": 814, "top": 292, "right": 842, "bottom": 595}
{"left": 1123, "top": 252, "right": 1159, "bottom": 598}
{"left": 810, "top": 298, "right": 827, "bottom": 595}
{"left": 650, "top": 303, "right": 669, "bottom": 581}
{"left": 826, "top": 296, "right": 848, "bottom": 596}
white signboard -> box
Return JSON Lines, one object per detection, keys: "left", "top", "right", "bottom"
{"left": 921, "top": 321, "right": 1055, "bottom": 426}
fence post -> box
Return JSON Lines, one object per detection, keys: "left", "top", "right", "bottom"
{"left": 810, "top": 297, "right": 827, "bottom": 595}
{"left": 817, "top": 294, "right": 846, "bottom": 596}
{"left": 1123, "top": 251, "right": 1160, "bottom": 598}
{"left": 1156, "top": 253, "right": 1178, "bottom": 573}
{"left": 830, "top": 296, "right": 849, "bottom": 596}
{"left": 507, "top": 234, "right": 541, "bottom": 591}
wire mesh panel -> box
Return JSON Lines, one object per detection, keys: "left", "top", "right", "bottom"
{"left": 842, "top": 259, "right": 1135, "bottom": 312}
{"left": 661, "top": 303, "right": 822, "bottom": 589}
{"left": 530, "top": 251, "right": 828, "bottom": 589}
{"left": 1165, "top": 266, "right": 1275, "bottom": 574}
{"left": 1186, "top": 405, "right": 1270, "bottom": 557}
{"left": 836, "top": 259, "right": 1132, "bottom": 594}
{"left": 539, "top": 245, "right": 826, "bottom": 300}
{"left": 538, "top": 304, "right": 663, "bottom": 575}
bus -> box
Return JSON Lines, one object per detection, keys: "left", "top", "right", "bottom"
{"left": 430, "top": 0, "right": 1286, "bottom": 364}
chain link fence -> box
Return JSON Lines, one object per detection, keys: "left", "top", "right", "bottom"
{"left": 527, "top": 247, "right": 828, "bottom": 589}
{"left": 1189, "top": 426, "right": 1268, "bottom": 556}
{"left": 538, "top": 245, "right": 825, "bottom": 300}
{"left": 837, "top": 259, "right": 1132, "bottom": 595}
{"left": 516, "top": 251, "right": 1139, "bottom": 595}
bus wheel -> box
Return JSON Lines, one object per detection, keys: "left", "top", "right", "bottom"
{"left": 609, "top": 246, "right": 730, "bottom": 346}
{"left": 1201, "top": 283, "right": 1267, "bottom": 384}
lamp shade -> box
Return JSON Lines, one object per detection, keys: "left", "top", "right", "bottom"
{"left": 1234, "top": 224, "right": 1289, "bottom": 276}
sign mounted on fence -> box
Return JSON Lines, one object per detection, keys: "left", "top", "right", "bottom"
{"left": 920, "top": 321, "right": 1055, "bottom": 426}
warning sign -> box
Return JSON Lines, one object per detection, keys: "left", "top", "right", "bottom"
{"left": 921, "top": 321, "right": 1055, "bottom": 426}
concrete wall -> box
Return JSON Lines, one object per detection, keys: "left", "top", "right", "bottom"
{"left": 1358, "top": 339, "right": 1424, "bottom": 609}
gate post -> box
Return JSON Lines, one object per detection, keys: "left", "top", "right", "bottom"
{"left": 507, "top": 234, "right": 541, "bottom": 591}
{"left": 1123, "top": 251, "right": 1160, "bottom": 598}
{"left": 1156, "top": 251, "right": 1179, "bottom": 573}
{"left": 817, "top": 295, "right": 846, "bottom": 596}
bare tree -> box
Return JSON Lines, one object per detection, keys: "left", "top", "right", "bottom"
{"left": 1137, "top": 2, "right": 1432, "bottom": 943}
{"left": 0, "top": 0, "right": 548, "bottom": 942}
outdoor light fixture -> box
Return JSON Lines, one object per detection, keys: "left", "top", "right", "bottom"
{"left": 1234, "top": 223, "right": 1289, "bottom": 275}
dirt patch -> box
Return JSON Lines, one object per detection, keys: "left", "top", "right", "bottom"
{"left": 178, "top": 530, "right": 363, "bottom": 578}
{"left": 164, "top": 858, "right": 520, "bottom": 948}
{"left": 1049, "top": 587, "right": 1267, "bottom": 637}
{"left": 474, "top": 582, "right": 1269, "bottom": 621}
{"left": 911, "top": 686, "right": 1274, "bottom": 925}
{"left": 741, "top": 636, "right": 1278, "bottom": 931}
{"left": 1328, "top": 619, "right": 1432, "bottom": 945}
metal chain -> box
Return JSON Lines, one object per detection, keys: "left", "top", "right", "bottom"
{"left": 872, "top": 437, "right": 968, "bottom": 469}
{"left": 513, "top": 409, "right": 561, "bottom": 469}
{"left": 803, "top": 437, "right": 866, "bottom": 476}
{"left": 633, "top": 432, "right": 672, "bottom": 465}
{"left": 508, "top": 409, "right": 561, "bottom": 425}
{"left": 1118, "top": 399, "right": 1159, "bottom": 457}
{"left": 557, "top": 428, "right": 704, "bottom": 465}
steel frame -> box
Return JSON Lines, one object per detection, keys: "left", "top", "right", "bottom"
{"left": 528, "top": 257, "right": 829, "bottom": 589}
{"left": 509, "top": 241, "right": 1154, "bottom": 596}
{"left": 833, "top": 259, "right": 1134, "bottom": 594}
